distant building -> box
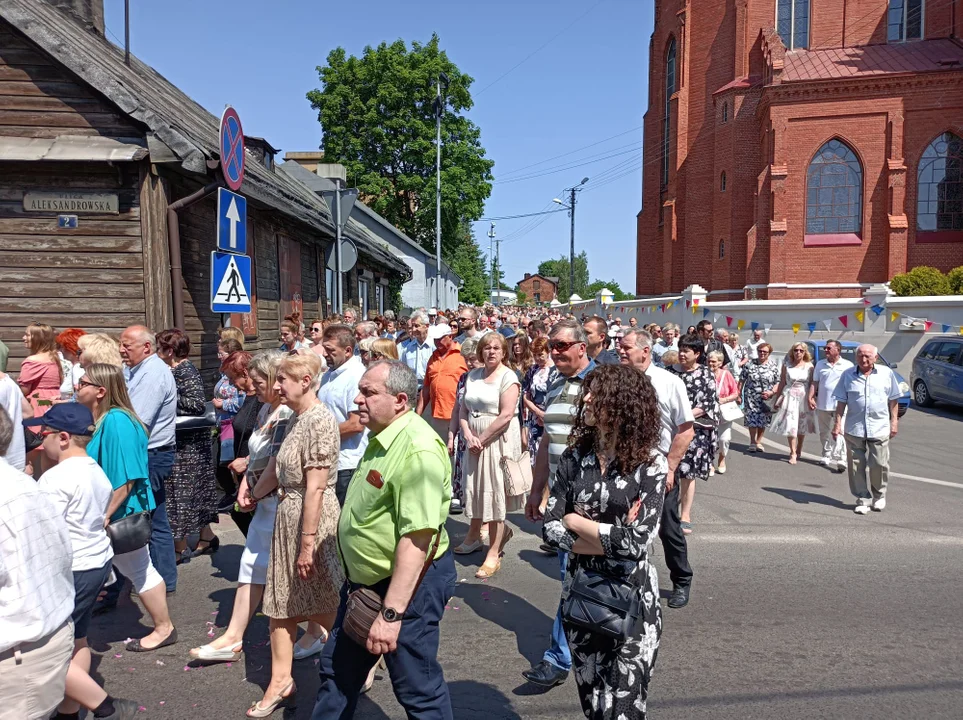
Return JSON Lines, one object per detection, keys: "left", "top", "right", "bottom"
{"left": 283, "top": 152, "right": 461, "bottom": 312}
{"left": 516, "top": 273, "right": 559, "bottom": 305}
{"left": 637, "top": 0, "right": 963, "bottom": 299}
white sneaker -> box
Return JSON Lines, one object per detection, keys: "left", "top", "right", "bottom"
{"left": 854, "top": 500, "right": 871, "bottom": 515}
{"left": 871, "top": 497, "right": 886, "bottom": 512}
{"left": 820, "top": 457, "right": 833, "bottom": 467}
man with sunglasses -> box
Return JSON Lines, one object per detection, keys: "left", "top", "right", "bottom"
{"left": 522, "top": 319, "right": 595, "bottom": 689}
{"left": 453, "top": 307, "right": 481, "bottom": 344}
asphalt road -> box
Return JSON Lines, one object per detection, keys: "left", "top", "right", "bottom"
{"left": 90, "top": 404, "right": 963, "bottom": 719}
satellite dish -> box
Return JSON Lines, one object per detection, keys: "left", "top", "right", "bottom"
{"left": 325, "top": 238, "right": 358, "bottom": 273}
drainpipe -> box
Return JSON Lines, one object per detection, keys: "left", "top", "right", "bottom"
{"left": 166, "top": 181, "right": 220, "bottom": 329}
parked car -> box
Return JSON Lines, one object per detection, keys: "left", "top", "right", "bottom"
{"left": 773, "top": 340, "right": 912, "bottom": 417}
{"left": 910, "top": 336, "right": 963, "bottom": 410}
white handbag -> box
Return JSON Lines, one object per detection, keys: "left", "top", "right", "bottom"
{"left": 719, "top": 401, "right": 744, "bottom": 422}
{"left": 501, "top": 452, "right": 533, "bottom": 496}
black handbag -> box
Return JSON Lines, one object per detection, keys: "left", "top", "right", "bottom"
{"left": 561, "top": 564, "right": 642, "bottom": 643}
{"left": 106, "top": 510, "right": 152, "bottom": 555}
{"left": 175, "top": 401, "right": 217, "bottom": 431}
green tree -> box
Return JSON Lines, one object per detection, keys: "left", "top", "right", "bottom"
{"left": 537, "top": 252, "right": 589, "bottom": 300}
{"left": 947, "top": 265, "right": 963, "bottom": 295}
{"left": 449, "top": 224, "right": 490, "bottom": 306}
{"left": 584, "top": 279, "right": 635, "bottom": 301}
{"left": 890, "top": 266, "right": 952, "bottom": 296}
{"left": 307, "top": 35, "right": 494, "bottom": 263}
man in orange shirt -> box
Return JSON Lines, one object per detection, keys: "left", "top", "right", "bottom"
{"left": 417, "top": 324, "right": 468, "bottom": 440}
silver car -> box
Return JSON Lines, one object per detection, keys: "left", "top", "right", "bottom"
{"left": 910, "top": 336, "right": 963, "bottom": 409}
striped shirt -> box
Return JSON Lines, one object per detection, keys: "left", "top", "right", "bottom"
{"left": 543, "top": 360, "right": 596, "bottom": 487}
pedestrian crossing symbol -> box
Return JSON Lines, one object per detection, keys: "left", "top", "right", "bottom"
{"left": 210, "top": 251, "right": 252, "bottom": 313}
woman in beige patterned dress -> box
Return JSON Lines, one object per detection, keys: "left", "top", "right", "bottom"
{"left": 248, "top": 351, "right": 344, "bottom": 718}
{"left": 454, "top": 332, "right": 523, "bottom": 580}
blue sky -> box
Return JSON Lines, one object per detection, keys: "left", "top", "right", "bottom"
{"left": 103, "top": 0, "right": 652, "bottom": 293}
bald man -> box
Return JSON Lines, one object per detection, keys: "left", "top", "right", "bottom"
{"left": 831, "top": 344, "right": 901, "bottom": 514}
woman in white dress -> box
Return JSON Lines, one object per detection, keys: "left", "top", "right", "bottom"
{"left": 454, "top": 332, "right": 523, "bottom": 579}
{"left": 188, "top": 350, "right": 292, "bottom": 663}
{"left": 769, "top": 342, "right": 818, "bottom": 464}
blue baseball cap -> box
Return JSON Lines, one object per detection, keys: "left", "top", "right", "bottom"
{"left": 23, "top": 403, "right": 96, "bottom": 436}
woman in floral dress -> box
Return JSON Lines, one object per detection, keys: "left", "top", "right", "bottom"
{"left": 543, "top": 364, "right": 666, "bottom": 720}
{"left": 769, "top": 342, "right": 818, "bottom": 464}
{"left": 522, "top": 336, "right": 554, "bottom": 465}
{"left": 738, "top": 343, "right": 780, "bottom": 451}
{"left": 667, "top": 334, "right": 719, "bottom": 535}
{"left": 448, "top": 336, "right": 481, "bottom": 512}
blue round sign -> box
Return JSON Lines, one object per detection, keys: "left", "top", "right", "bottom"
{"left": 219, "top": 106, "right": 245, "bottom": 191}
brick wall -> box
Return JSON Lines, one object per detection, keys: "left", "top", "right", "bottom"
{"left": 517, "top": 275, "right": 557, "bottom": 304}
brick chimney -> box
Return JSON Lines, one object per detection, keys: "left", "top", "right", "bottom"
{"left": 524, "top": 272, "right": 531, "bottom": 279}
{"left": 47, "top": 0, "right": 105, "bottom": 34}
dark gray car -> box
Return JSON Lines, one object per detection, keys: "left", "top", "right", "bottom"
{"left": 910, "top": 336, "right": 963, "bottom": 409}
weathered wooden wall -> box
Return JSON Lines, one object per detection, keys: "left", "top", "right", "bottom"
{"left": 0, "top": 161, "right": 146, "bottom": 373}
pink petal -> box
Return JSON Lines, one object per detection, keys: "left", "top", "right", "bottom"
{"left": 138, "top": 707, "right": 147, "bottom": 712}
{"left": 183, "top": 666, "right": 191, "bottom": 672}
{"left": 225, "top": 662, "right": 232, "bottom": 667}
{"left": 114, "top": 653, "right": 122, "bottom": 658}
{"left": 159, "top": 701, "right": 165, "bottom": 705}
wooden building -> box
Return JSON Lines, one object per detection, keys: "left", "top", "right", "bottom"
{"left": 0, "top": 0, "right": 410, "bottom": 382}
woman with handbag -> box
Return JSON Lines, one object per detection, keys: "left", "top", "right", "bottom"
{"left": 666, "top": 334, "right": 719, "bottom": 535}
{"left": 190, "top": 350, "right": 292, "bottom": 665}
{"left": 78, "top": 363, "right": 176, "bottom": 653}
{"left": 768, "top": 342, "right": 818, "bottom": 465}
{"left": 738, "top": 342, "right": 780, "bottom": 452}
{"left": 156, "top": 329, "right": 220, "bottom": 563}
{"left": 707, "top": 350, "right": 741, "bottom": 475}
{"left": 250, "top": 351, "right": 343, "bottom": 717}
{"left": 454, "top": 332, "right": 523, "bottom": 579}
{"left": 542, "top": 364, "right": 667, "bottom": 720}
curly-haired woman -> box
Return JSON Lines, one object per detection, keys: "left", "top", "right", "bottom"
{"left": 542, "top": 363, "right": 667, "bottom": 720}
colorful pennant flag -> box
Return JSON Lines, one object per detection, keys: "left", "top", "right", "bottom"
{"left": 692, "top": 306, "right": 699, "bottom": 315}
{"left": 807, "top": 322, "right": 817, "bottom": 333}
{"left": 726, "top": 316, "right": 733, "bottom": 327}
{"left": 855, "top": 310, "right": 865, "bottom": 323}
{"left": 822, "top": 319, "right": 832, "bottom": 331}
{"left": 862, "top": 298, "right": 872, "bottom": 305}
{"left": 792, "top": 323, "right": 801, "bottom": 335}
{"left": 714, "top": 313, "right": 724, "bottom": 323}
{"left": 667, "top": 301, "right": 674, "bottom": 309}
{"left": 702, "top": 308, "right": 711, "bottom": 318}
{"left": 924, "top": 320, "right": 933, "bottom": 331}
{"left": 890, "top": 311, "right": 900, "bottom": 322}
{"left": 943, "top": 324, "right": 952, "bottom": 333}
{"left": 659, "top": 304, "right": 666, "bottom": 313}
{"left": 838, "top": 315, "right": 849, "bottom": 328}
{"left": 685, "top": 300, "right": 691, "bottom": 309}
{"left": 751, "top": 321, "right": 760, "bottom": 331}
{"left": 870, "top": 304, "right": 884, "bottom": 317}
{"left": 737, "top": 319, "right": 745, "bottom": 331}
{"left": 693, "top": 299, "right": 700, "bottom": 307}
{"left": 764, "top": 323, "right": 772, "bottom": 334}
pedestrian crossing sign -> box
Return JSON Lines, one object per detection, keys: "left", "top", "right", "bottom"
{"left": 210, "top": 251, "right": 252, "bottom": 313}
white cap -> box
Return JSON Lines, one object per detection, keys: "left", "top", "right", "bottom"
{"left": 429, "top": 323, "right": 452, "bottom": 341}
{"left": 428, "top": 307, "right": 438, "bottom": 315}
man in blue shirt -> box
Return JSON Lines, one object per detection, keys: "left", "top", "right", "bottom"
{"left": 397, "top": 310, "right": 433, "bottom": 387}
{"left": 120, "top": 325, "right": 178, "bottom": 593}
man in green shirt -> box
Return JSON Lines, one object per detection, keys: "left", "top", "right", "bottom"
{"left": 0, "top": 339, "right": 8, "bottom": 372}
{"left": 312, "top": 360, "right": 456, "bottom": 720}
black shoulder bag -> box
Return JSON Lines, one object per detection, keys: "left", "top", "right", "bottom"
{"left": 562, "top": 562, "right": 642, "bottom": 643}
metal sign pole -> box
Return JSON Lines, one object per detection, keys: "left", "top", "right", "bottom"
{"left": 335, "top": 180, "right": 343, "bottom": 314}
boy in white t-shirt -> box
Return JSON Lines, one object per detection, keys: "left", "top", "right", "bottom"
{"left": 29, "top": 403, "right": 139, "bottom": 720}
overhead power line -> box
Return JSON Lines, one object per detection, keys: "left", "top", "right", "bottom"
{"left": 497, "top": 125, "right": 643, "bottom": 176}
{"left": 477, "top": 208, "right": 567, "bottom": 222}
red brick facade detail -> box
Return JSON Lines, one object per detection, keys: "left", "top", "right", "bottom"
{"left": 516, "top": 273, "right": 558, "bottom": 304}
{"left": 637, "top": 0, "right": 963, "bottom": 300}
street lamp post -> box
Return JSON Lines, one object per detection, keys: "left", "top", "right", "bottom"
{"left": 553, "top": 176, "right": 589, "bottom": 300}
{"left": 434, "top": 72, "right": 450, "bottom": 311}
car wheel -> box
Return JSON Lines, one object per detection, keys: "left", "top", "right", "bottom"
{"left": 913, "top": 380, "right": 934, "bottom": 408}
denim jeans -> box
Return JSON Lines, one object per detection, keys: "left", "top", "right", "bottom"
{"left": 311, "top": 551, "right": 457, "bottom": 720}
{"left": 542, "top": 550, "right": 572, "bottom": 672}
{"left": 147, "top": 448, "right": 177, "bottom": 593}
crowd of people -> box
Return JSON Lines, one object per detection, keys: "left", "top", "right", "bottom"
{"left": 0, "top": 304, "right": 902, "bottom": 720}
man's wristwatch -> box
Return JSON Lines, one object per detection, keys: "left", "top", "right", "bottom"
{"left": 381, "top": 606, "right": 404, "bottom": 622}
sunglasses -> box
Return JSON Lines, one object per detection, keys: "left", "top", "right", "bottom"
{"left": 549, "top": 340, "right": 582, "bottom": 353}
{"left": 39, "top": 429, "right": 60, "bottom": 438}
{"left": 77, "top": 379, "right": 101, "bottom": 390}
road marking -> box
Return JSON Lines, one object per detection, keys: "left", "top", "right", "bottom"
{"left": 696, "top": 534, "right": 824, "bottom": 544}
{"left": 926, "top": 536, "right": 963, "bottom": 544}
{"left": 730, "top": 425, "right": 963, "bottom": 490}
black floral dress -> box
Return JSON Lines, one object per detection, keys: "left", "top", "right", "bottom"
{"left": 739, "top": 359, "right": 780, "bottom": 428}
{"left": 450, "top": 371, "right": 469, "bottom": 502}
{"left": 543, "top": 447, "right": 667, "bottom": 720}
{"left": 523, "top": 363, "right": 553, "bottom": 466}
{"left": 667, "top": 364, "right": 719, "bottom": 481}
{"left": 168, "top": 360, "right": 219, "bottom": 538}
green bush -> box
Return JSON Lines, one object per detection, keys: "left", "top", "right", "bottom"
{"left": 889, "top": 266, "right": 952, "bottom": 296}
{"left": 947, "top": 266, "right": 963, "bottom": 295}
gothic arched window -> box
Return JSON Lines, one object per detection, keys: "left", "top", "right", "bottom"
{"left": 661, "top": 37, "right": 677, "bottom": 188}
{"left": 917, "top": 132, "right": 963, "bottom": 233}
{"left": 806, "top": 139, "right": 862, "bottom": 237}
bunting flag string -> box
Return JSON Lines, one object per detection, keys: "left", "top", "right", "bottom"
{"left": 807, "top": 322, "right": 817, "bottom": 333}
{"left": 890, "top": 311, "right": 900, "bottom": 322}
{"left": 693, "top": 299, "right": 700, "bottom": 307}
{"left": 943, "top": 324, "right": 951, "bottom": 333}
{"left": 854, "top": 310, "right": 865, "bottom": 323}
{"left": 685, "top": 300, "right": 691, "bottom": 309}
{"left": 870, "top": 304, "right": 885, "bottom": 317}
{"left": 924, "top": 321, "right": 933, "bottom": 331}
{"left": 751, "top": 321, "right": 760, "bottom": 331}
{"left": 792, "top": 323, "right": 801, "bottom": 335}
{"left": 737, "top": 319, "right": 746, "bottom": 331}
{"left": 822, "top": 319, "right": 832, "bottom": 331}
{"left": 838, "top": 315, "right": 849, "bottom": 328}
{"left": 764, "top": 323, "right": 772, "bottom": 334}
{"left": 703, "top": 308, "right": 711, "bottom": 318}
{"left": 726, "top": 316, "right": 734, "bottom": 327}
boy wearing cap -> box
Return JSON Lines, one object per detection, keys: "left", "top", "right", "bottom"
{"left": 31, "top": 404, "right": 139, "bottom": 720}
{"left": 418, "top": 323, "right": 467, "bottom": 440}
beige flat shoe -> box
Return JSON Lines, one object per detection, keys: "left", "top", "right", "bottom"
{"left": 247, "top": 680, "right": 296, "bottom": 717}
{"left": 453, "top": 539, "right": 483, "bottom": 555}
{"left": 475, "top": 559, "right": 501, "bottom": 579}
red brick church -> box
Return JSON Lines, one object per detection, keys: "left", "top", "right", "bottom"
{"left": 637, "top": 0, "right": 963, "bottom": 299}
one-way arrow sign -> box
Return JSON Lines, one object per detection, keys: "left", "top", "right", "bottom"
{"left": 217, "top": 187, "right": 247, "bottom": 254}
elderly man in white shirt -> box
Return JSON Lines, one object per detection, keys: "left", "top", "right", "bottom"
{"left": 832, "top": 344, "right": 902, "bottom": 514}
{"left": 810, "top": 340, "right": 855, "bottom": 471}
{"left": 0, "top": 406, "right": 75, "bottom": 720}
{"left": 397, "top": 309, "right": 433, "bottom": 387}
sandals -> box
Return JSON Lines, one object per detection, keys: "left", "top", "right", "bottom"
{"left": 190, "top": 642, "right": 242, "bottom": 663}
{"left": 475, "top": 559, "right": 501, "bottom": 579}
{"left": 193, "top": 535, "right": 220, "bottom": 556}
{"left": 126, "top": 627, "right": 178, "bottom": 653}
{"left": 788, "top": 454, "right": 798, "bottom": 465}
{"left": 453, "top": 539, "right": 483, "bottom": 555}
{"left": 247, "top": 680, "right": 296, "bottom": 718}
{"left": 681, "top": 521, "right": 693, "bottom": 535}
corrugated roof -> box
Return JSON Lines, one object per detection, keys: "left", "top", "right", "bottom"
{"left": 0, "top": 0, "right": 409, "bottom": 276}
{"left": 782, "top": 38, "right": 963, "bottom": 82}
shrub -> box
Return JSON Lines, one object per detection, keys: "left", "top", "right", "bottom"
{"left": 889, "top": 266, "right": 952, "bottom": 296}
{"left": 947, "top": 266, "right": 963, "bottom": 295}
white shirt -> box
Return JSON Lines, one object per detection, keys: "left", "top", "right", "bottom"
{"left": 645, "top": 364, "right": 695, "bottom": 456}
{"left": 317, "top": 355, "right": 369, "bottom": 472}
{"left": 747, "top": 338, "right": 765, "bottom": 360}
{"left": 397, "top": 337, "right": 434, "bottom": 383}
{"left": 39, "top": 456, "right": 114, "bottom": 572}
{"left": 0, "top": 374, "right": 25, "bottom": 470}
{"left": 0, "top": 458, "right": 74, "bottom": 652}
{"left": 833, "top": 365, "right": 902, "bottom": 439}
{"left": 813, "top": 357, "right": 855, "bottom": 412}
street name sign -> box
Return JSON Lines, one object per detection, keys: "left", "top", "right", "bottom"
{"left": 216, "top": 187, "right": 247, "bottom": 254}
{"left": 24, "top": 191, "right": 119, "bottom": 213}
{"left": 219, "top": 106, "right": 245, "bottom": 192}
{"left": 211, "top": 251, "right": 252, "bottom": 313}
